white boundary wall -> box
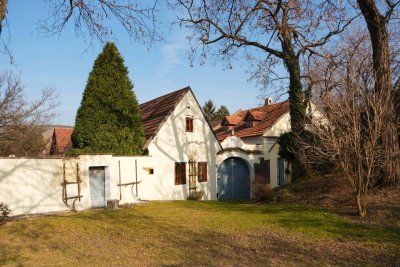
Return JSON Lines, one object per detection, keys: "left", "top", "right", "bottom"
{"left": 0, "top": 153, "right": 216, "bottom": 216}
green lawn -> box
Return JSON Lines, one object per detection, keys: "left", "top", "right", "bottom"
{"left": 1, "top": 201, "right": 399, "bottom": 266}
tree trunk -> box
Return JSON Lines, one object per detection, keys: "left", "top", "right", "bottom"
{"left": 0, "top": 0, "right": 7, "bottom": 33}
{"left": 282, "top": 46, "right": 306, "bottom": 181}
{"left": 278, "top": 9, "right": 307, "bottom": 181}
{"left": 357, "top": 0, "right": 391, "bottom": 94}
{"left": 357, "top": 0, "right": 400, "bottom": 183}
{"left": 286, "top": 57, "right": 306, "bottom": 133}
{"left": 356, "top": 192, "right": 367, "bottom": 217}
{"left": 281, "top": 37, "right": 306, "bottom": 134}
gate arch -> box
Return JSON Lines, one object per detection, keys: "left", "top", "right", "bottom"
{"left": 217, "top": 157, "right": 250, "bottom": 200}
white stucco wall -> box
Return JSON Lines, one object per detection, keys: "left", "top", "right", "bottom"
{"left": 0, "top": 90, "right": 221, "bottom": 216}
{"left": 143, "top": 90, "right": 221, "bottom": 201}
{"left": 0, "top": 158, "right": 68, "bottom": 216}
{"left": 0, "top": 155, "right": 157, "bottom": 216}
{"left": 263, "top": 140, "right": 291, "bottom": 187}
{"left": 264, "top": 113, "right": 291, "bottom": 137}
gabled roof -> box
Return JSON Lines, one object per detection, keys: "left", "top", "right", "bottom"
{"left": 244, "top": 110, "right": 264, "bottom": 121}
{"left": 140, "top": 87, "right": 190, "bottom": 148}
{"left": 47, "top": 86, "right": 222, "bottom": 154}
{"left": 216, "top": 101, "right": 290, "bottom": 142}
{"left": 52, "top": 127, "right": 74, "bottom": 154}
{"left": 222, "top": 116, "right": 242, "bottom": 126}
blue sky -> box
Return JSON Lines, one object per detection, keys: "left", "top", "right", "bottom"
{"left": 0, "top": 1, "right": 269, "bottom": 126}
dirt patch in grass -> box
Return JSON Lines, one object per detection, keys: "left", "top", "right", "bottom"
{"left": 0, "top": 201, "right": 399, "bottom": 266}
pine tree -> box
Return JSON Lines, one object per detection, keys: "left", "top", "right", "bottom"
{"left": 71, "top": 42, "right": 144, "bottom": 155}
{"left": 202, "top": 99, "right": 216, "bottom": 121}
{"left": 215, "top": 105, "right": 230, "bottom": 121}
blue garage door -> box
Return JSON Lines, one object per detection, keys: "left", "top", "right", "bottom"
{"left": 217, "top": 157, "right": 250, "bottom": 200}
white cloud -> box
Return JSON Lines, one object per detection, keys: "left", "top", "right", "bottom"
{"left": 157, "top": 34, "right": 187, "bottom": 80}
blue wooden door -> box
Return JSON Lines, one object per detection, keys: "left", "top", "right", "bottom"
{"left": 277, "top": 158, "right": 285, "bottom": 186}
{"left": 217, "top": 157, "right": 250, "bottom": 200}
{"left": 89, "top": 167, "right": 106, "bottom": 207}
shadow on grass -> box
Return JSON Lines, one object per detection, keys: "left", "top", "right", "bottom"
{"left": 168, "top": 200, "right": 400, "bottom": 244}
{"left": 1, "top": 201, "right": 399, "bottom": 266}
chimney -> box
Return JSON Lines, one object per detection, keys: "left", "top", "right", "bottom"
{"left": 265, "top": 98, "right": 273, "bottom": 106}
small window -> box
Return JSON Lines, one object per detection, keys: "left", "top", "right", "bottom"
{"left": 175, "top": 162, "right": 186, "bottom": 185}
{"left": 246, "top": 119, "right": 253, "bottom": 128}
{"left": 197, "top": 162, "right": 208, "bottom": 182}
{"left": 186, "top": 117, "right": 193, "bottom": 132}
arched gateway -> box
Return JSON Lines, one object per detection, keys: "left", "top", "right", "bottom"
{"left": 217, "top": 157, "right": 250, "bottom": 200}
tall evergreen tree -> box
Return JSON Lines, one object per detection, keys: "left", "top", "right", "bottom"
{"left": 72, "top": 42, "right": 144, "bottom": 155}
{"left": 215, "top": 105, "right": 230, "bottom": 121}
{"left": 202, "top": 99, "right": 216, "bottom": 121}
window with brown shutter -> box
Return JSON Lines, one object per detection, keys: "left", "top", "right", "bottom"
{"left": 186, "top": 117, "right": 193, "bottom": 132}
{"left": 175, "top": 162, "right": 186, "bottom": 185}
{"left": 197, "top": 162, "right": 207, "bottom": 182}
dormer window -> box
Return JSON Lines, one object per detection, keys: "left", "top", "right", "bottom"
{"left": 221, "top": 115, "right": 241, "bottom": 131}
{"left": 246, "top": 118, "right": 253, "bottom": 128}
{"left": 243, "top": 111, "right": 262, "bottom": 128}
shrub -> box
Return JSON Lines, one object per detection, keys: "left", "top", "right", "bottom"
{"left": 273, "top": 186, "right": 294, "bottom": 202}
{"left": 0, "top": 202, "right": 10, "bottom": 224}
{"left": 187, "top": 190, "right": 205, "bottom": 200}
{"left": 252, "top": 183, "right": 274, "bottom": 202}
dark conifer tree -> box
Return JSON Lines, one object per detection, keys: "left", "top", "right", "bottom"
{"left": 202, "top": 99, "right": 216, "bottom": 121}
{"left": 72, "top": 42, "right": 144, "bottom": 155}
{"left": 215, "top": 105, "right": 230, "bottom": 121}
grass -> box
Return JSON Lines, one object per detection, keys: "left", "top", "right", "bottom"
{"left": 1, "top": 201, "right": 399, "bottom": 266}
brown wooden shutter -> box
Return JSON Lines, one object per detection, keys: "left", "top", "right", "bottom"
{"left": 182, "top": 163, "right": 187, "bottom": 184}
{"left": 197, "top": 162, "right": 207, "bottom": 182}
{"left": 175, "top": 162, "right": 187, "bottom": 185}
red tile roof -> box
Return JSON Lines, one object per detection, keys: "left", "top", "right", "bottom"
{"left": 216, "top": 101, "right": 290, "bottom": 142}
{"left": 247, "top": 110, "right": 264, "bottom": 121}
{"left": 52, "top": 127, "right": 74, "bottom": 154}
{"left": 140, "top": 87, "right": 190, "bottom": 147}
{"left": 223, "top": 116, "right": 242, "bottom": 126}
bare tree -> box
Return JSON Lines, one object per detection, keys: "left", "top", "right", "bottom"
{"left": 0, "top": 72, "right": 58, "bottom": 157}
{"left": 356, "top": 0, "right": 400, "bottom": 182}
{"left": 297, "top": 31, "right": 398, "bottom": 217}
{"left": 1, "top": 1, "right": 161, "bottom": 63}
{"left": 173, "top": 0, "right": 354, "bottom": 132}
{"left": 173, "top": 0, "right": 355, "bottom": 179}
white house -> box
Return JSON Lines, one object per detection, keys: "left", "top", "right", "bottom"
{"left": 137, "top": 87, "right": 222, "bottom": 200}
{"left": 0, "top": 87, "right": 222, "bottom": 216}
{"left": 214, "top": 99, "right": 292, "bottom": 200}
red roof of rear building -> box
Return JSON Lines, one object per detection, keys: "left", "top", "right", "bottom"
{"left": 52, "top": 127, "right": 74, "bottom": 154}
{"left": 216, "top": 101, "right": 290, "bottom": 142}
{"left": 246, "top": 110, "right": 264, "bottom": 121}
{"left": 223, "top": 116, "right": 242, "bottom": 126}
